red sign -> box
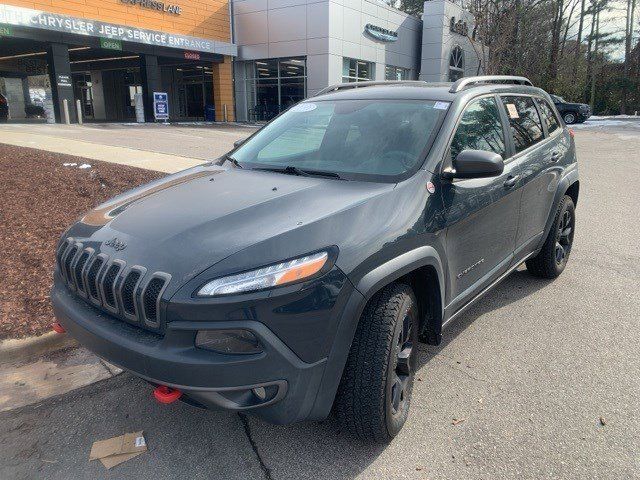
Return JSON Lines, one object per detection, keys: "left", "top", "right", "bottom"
{"left": 184, "top": 51, "right": 200, "bottom": 60}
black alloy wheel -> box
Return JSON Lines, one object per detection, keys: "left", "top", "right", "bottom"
{"left": 389, "top": 313, "right": 414, "bottom": 417}
{"left": 335, "top": 283, "right": 419, "bottom": 442}
{"left": 555, "top": 208, "right": 574, "bottom": 268}
{"left": 526, "top": 195, "right": 576, "bottom": 278}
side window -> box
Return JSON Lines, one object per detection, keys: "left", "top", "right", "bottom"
{"left": 450, "top": 97, "right": 506, "bottom": 161}
{"left": 500, "top": 96, "right": 544, "bottom": 153}
{"left": 537, "top": 99, "right": 560, "bottom": 134}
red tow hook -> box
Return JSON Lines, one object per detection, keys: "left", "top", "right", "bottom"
{"left": 153, "top": 385, "right": 182, "bottom": 404}
{"left": 52, "top": 322, "right": 66, "bottom": 334}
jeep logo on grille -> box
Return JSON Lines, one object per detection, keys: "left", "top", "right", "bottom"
{"left": 105, "top": 237, "right": 127, "bottom": 251}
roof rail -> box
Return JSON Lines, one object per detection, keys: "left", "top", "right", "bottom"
{"left": 449, "top": 75, "right": 533, "bottom": 93}
{"left": 315, "top": 80, "right": 427, "bottom": 97}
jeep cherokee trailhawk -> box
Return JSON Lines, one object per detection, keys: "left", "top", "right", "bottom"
{"left": 51, "top": 76, "right": 579, "bottom": 442}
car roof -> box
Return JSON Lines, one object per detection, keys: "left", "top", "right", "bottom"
{"left": 309, "top": 81, "right": 548, "bottom": 103}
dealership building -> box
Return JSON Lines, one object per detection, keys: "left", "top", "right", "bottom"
{"left": 0, "top": 0, "right": 482, "bottom": 124}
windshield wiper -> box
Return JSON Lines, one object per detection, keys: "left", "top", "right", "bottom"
{"left": 218, "top": 154, "right": 243, "bottom": 169}
{"left": 254, "top": 166, "right": 343, "bottom": 180}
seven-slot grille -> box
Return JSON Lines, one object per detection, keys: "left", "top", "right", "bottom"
{"left": 56, "top": 239, "right": 170, "bottom": 332}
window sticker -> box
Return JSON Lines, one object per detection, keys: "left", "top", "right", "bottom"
{"left": 433, "top": 101, "right": 450, "bottom": 110}
{"left": 291, "top": 103, "right": 317, "bottom": 113}
{"left": 506, "top": 103, "right": 520, "bottom": 119}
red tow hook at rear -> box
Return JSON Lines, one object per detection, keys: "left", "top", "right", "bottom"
{"left": 52, "top": 322, "right": 66, "bottom": 334}
{"left": 153, "top": 386, "right": 182, "bottom": 404}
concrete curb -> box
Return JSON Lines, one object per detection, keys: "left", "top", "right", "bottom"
{"left": 0, "top": 332, "right": 122, "bottom": 413}
{"left": 0, "top": 331, "right": 76, "bottom": 363}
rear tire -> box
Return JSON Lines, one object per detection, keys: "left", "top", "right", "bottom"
{"left": 335, "top": 283, "right": 419, "bottom": 443}
{"left": 563, "top": 112, "right": 577, "bottom": 124}
{"left": 526, "top": 195, "right": 575, "bottom": 279}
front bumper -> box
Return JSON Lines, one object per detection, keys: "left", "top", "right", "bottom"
{"left": 578, "top": 110, "right": 591, "bottom": 122}
{"left": 51, "top": 273, "right": 364, "bottom": 424}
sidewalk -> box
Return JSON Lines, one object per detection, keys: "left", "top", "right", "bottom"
{"left": 0, "top": 127, "right": 203, "bottom": 174}
{"left": 0, "top": 122, "right": 257, "bottom": 173}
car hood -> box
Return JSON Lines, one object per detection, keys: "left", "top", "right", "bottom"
{"left": 66, "top": 165, "right": 394, "bottom": 292}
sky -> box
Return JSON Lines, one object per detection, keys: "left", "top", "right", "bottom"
{"left": 599, "top": 1, "right": 632, "bottom": 60}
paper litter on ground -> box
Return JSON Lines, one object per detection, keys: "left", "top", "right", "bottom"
{"left": 89, "top": 431, "right": 147, "bottom": 469}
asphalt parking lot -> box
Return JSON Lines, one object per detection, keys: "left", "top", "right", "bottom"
{"left": 1, "top": 119, "right": 639, "bottom": 479}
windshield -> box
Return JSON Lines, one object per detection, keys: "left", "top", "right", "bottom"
{"left": 232, "top": 100, "right": 448, "bottom": 181}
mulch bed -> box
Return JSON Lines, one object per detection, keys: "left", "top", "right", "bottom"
{"left": 0, "top": 144, "right": 166, "bottom": 340}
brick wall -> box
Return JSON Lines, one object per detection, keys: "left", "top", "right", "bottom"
{"left": 212, "top": 56, "right": 234, "bottom": 122}
{"left": 2, "top": 0, "right": 231, "bottom": 41}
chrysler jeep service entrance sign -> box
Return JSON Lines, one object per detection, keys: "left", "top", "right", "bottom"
{"left": 0, "top": 4, "right": 236, "bottom": 55}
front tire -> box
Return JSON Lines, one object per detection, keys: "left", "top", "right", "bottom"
{"left": 526, "top": 195, "right": 575, "bottom": 278}
{"left": 335, "top": 283, "right": 419, "bottom": 443}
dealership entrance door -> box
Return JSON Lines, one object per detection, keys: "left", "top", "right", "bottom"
{"left": 160, "top": 62, "right": 216, "bottom": 121}
{"left": 0, "top": 36, "right": 57, "bottom": 123}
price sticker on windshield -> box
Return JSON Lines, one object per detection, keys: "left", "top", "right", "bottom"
{"left": 433, "top": 101, "right": 450, "bottom": 110}
{"left": 291, "top": 103, "right": 317, "bottom": 113}
{"left": 506, "top": 103, "right": 520, "bottom": 119}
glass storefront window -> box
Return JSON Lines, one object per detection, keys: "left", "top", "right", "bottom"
{"left": 448, "top": 45, "right": 465, "bottom": 82}
{"left": 245, "top": 57, "right": 306, "bottom": 122}
{"left": 255, "top": 59, "right": 278, "bottom": 79}
{"left": 385, "top": 66, "right": 410, "bottom": 81}
{"left": 279, "top": 58, "right": 305, "bottom": 78}
{"left": 342, "top": 58, "right": 374, "bottom": 83}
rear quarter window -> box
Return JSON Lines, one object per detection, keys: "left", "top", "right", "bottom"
{"left": 500, "top": 96, "right": 544, "bottom": 153}
{"left": 537, "top": 99, "right": 561, "bottom": 134}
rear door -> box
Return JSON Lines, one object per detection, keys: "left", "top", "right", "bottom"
{"left": 441, "top": 95, "right": 523, "bottom": 314}
{"left": 499, "top": 95, "right": 567, "bottom": 262}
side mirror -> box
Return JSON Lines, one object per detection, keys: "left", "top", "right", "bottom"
{"left": 233, "top": 139, "right": 245, "bottom": 149}
{"left": 451, "top": 149, "right": 504, "bottom": 179}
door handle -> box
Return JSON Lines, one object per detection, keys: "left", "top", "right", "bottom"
{"left": 504, "top": 175, "right": 519, "bottom": 189}
{"left": 551, "top": 151, "right": 562, "bottom": 162}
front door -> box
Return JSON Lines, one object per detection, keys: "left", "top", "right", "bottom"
{"left": 441, "top": 95, "right": 523, "bottom": 315}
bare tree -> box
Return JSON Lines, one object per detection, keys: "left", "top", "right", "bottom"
{"left": 622, "top": 0, "right": 637, "bottom": 113}
{"left": 573, "top": 0, "right": 588, "bottom": 75}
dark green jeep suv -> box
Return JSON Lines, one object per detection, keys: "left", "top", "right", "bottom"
{"left": 51, "top": 76, "right": 579, "bottom": 442}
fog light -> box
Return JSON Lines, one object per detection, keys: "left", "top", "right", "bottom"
{"left": 252, "top": 387, "right": 267, "bottom": 401}
{"left": 195, "top": 329, "right": 262, "bottom": 354}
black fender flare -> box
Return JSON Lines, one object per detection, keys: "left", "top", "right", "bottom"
{"left": 357, "top": 246, "right": 446, "bottom": 345}
{"left": 536, "top": 164, "right": 579, "bottom": 252}
{"left": 355, "top": 246, "right": 445, "bottom": 308}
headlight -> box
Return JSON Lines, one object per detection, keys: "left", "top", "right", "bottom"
{"left": 197, "top": 251, "right": 329, "bottom": 297}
